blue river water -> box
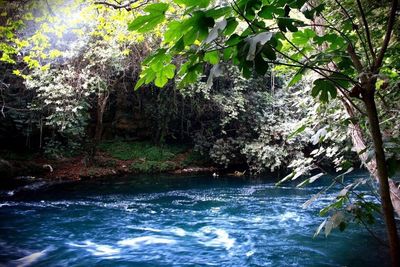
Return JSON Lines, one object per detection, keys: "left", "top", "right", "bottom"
{"left": 0, "top": 172, "right": 390, "bottom": 266}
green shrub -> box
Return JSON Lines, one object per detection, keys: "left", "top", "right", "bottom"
{"left": 99, "top": 140, "right": 188, "bottom": 161}
{"left": 130, "top": 160, "right": 177, "bottom": 173}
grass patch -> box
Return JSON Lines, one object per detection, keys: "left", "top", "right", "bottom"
{"left": 130, "top": 161, "right": 177, "bottom": 173}
{"left": 98, "top": 140, "right": 210, "bottom": 173}
{"left": 99, "top": 140, "right": 188, "bottom": 161}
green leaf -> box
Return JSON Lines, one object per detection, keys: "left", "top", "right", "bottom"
{"left": 164, "top": 21, "right": 183, "bottom": 44}
{"left": 289, "top": 0, "right": 307, "bottom": 9}
{"left": 181, "top": 12, "right": 214, "bottom": 45}
{"left": 164, "top": 64, "right": 176, "bottom": 79}
{"left": 128, "top": 3, "right": 169, "bottom": 33}
{"left": 226, "top": 34, "right": 242, "bottom": 46}
{"left": 179, "top": 63, "right": 203, "bottom": 87}
{"left": 224, "top": 17, "right": 238, "bottom": 36}
{"left": 155, "top": 73, "right": 168, "bottom": 87}
{"left": 134, "top": 76, "right": 146, "bottom": 90}
{"left": 223, "top": 47, "right": 233, "bottom": 60}
{"left": 292, "top": 29, "right": 316, "bottom": 45}
{"left": 277, "top": 17, "right": 302, "bottom": 32}
{"left": 173, "top": 0, "right": 211, "bottom": 8}
{"left": 288, "top": 124, "right": 307, "bottom": 139}
{"left": 205, "top": 7, "right": 231, "bottom": 18}
{"left": 254, "top": 54, "right": 268, "bottom": 75}
{"left": 204, "top": 51, "right": 219, "bottom": 64}
{"left": 328, "top": 72, "right": 351, "bottom": 89}
{"left": 261, "top": 44, "right": 276, "bottom": 60}
{"left": 288, "top": 67, "right": 306, "bottom": 86}
{"left": 236, "top": 0, "right": 262, "bottom": 20}
{"left": 258, "top": 6, "right": 284, "bottom": 19}
{"left": 312, "top": 78, "right": 337, "bottom": 103}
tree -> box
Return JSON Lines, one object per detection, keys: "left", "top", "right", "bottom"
{"left": 0, "top": 0, "right": 155, "bottom": 155}
{"left": 127, "top": 0, "right": 399, "bottom": 265}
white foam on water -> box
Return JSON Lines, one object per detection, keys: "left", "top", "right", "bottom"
{"left": 0, "top": 202, "right": 12, "bottom": 207}
{"left": 170, "top": 227, "right": 186, "bottom": 237}
{"left": 68, "top": 240, "right": 120, "bottom": 256}
{"left": 117, "top": 236, "right": 177, "bottom": 248}
{"left": 197, "top": 227, "right": 235, "bottom": 250}
{"left": 210, "top": 207, "right": 220, "bottom": 213}
{"left": 13, "top": 247, "right": 49, "bottom": 267}
{"left": 279, "top": 211, "right": 300, "bottom": 222}
{"left": 246, "top": 250, "right": 255, "bottom": 257}
{"left": 127, "top": 226, "right": 186, "bottom": 237}
{"left": 253, "top": 216, "right": 263, "bottom": 223}
{"left": 127, "top": 226, "right": 163, "bottom": 233}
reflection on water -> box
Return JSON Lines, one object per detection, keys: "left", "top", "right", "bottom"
{"left": 0, "top": 173, "right": 389, "bottom": 266}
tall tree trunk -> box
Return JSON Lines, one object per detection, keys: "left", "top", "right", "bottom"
{"left": 342, "top": 98, "right": 400, "bottom": 217}
{"left": 363, "top": 84, "right": 400, "bottom": 266}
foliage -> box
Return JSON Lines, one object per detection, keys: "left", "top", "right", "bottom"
{"left": 130, "top": 160, "right": 177, "bottom": 173}
{"left": 99, "top": 140, "right": 187, "bottom": 161}
{"left": 127, "top": 0, "right": 400, "bottom": 253}
{"left": 178, "top": 65, "right": 309, "bottom": 173}
{"left": 1, "top": 0, "right": 154, "bottom": 155}
{"left": 182, "top": 150, "right": 211, "bottom": 167}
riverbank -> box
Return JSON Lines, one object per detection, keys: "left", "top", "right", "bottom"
{"left": 0, "top": 140, "right": 218, "bottom": 184}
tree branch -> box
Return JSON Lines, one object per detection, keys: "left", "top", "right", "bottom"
{"left": 356, "top": 0, "right": 376, "bottom": 60}
{"left": 231, "top": 1, "right": 256, "bottom": 33}
{"left": 94, "top": 0, "right": 148, "bottom": 11}
{"left": 333, "top": 0, "right": 371, "bottom": 67}
{"left": 373, "top": 0, "right": 398, "bottom": 72}
{"left": 346, "top": 44, "right": 364, "bottom": 73}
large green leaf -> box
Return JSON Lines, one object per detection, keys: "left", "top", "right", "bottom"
{"left": 277, "top": 17, "right": 302, "bottom": 32}
{"left": 182, "top": 12, "right": 215, "bottom": 45}
{"left": 236, "top": 0, "right": 262, "bottom": 20}
{"left": 254, "top": 54, "right": 269, "bottom": 75}
{"left": 292, "top": 29, "right": 316, "bottom": 46}
{"left": 312, "top": 78, "right": 337, "bottom": 103}
{"left": 258, "top": 5, "right": 284, "bottom": 19}
{"left": 288, "top": 66, "right": 306, "bottom": 86}
{"left": 204, "top": 51, "right": 220, "bottom": 64}
{"left": 128, "top": 3, "right": 169, "bottom": 33}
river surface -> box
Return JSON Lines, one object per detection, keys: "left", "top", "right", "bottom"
{"left": 0, "top": 172, "right": 389, "bottom": 266}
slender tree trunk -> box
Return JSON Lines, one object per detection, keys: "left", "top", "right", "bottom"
{"left": 342, "top": 98, "right": 400, "bottom": 217}
{"left": 92, "top": 91, "right": 109, "bottom": 158}
{"left": 363, "top": 84, "right": 400, "bottom": 266}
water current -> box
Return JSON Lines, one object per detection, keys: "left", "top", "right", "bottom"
{"left": 0, "top": 172, "right": 389, "bottom": 266}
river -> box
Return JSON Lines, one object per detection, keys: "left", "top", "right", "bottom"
{"left": 0, "top": 172, "right": 389, "bottom": 266}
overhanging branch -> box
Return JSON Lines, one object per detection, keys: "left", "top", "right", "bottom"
{"left": 374, "top": 0, "right": 398, "bottom": 72}
{"left": 94, "top": 0, "right": 149, "bottom": 11}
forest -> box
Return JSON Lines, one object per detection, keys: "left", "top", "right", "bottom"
{"left": 0, "top": 0, "right": 399, "bottom": 266}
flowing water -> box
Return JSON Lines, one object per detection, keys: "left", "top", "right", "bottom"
{"left": 0, "top": 172, "right": 389, "bottom": 266}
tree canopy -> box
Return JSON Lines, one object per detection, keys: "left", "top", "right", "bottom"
{"left": 0, "top": 0, "right": 399, "bottom": 265}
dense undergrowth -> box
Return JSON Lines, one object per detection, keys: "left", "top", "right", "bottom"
{"left": 98, "top": 140, "right": 209, "bottom": 173}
